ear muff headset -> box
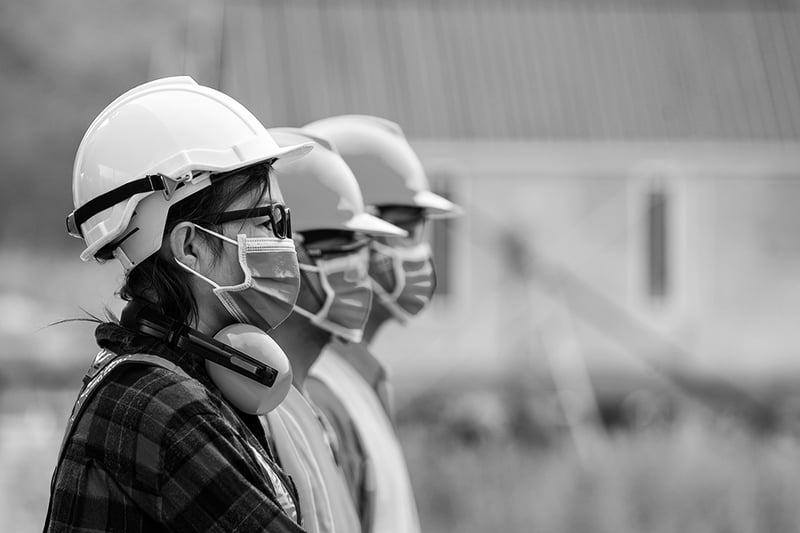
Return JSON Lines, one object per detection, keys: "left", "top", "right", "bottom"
{"left": 120, "top": 301, "right": 292, "bottom": 414}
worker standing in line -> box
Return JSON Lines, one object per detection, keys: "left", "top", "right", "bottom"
{"left": 263, "top": 128, "right": 408, "bottom": 533}
{"left": 303, "top": 115, "right": 463, "bottom": 533}
{"left": 46, "top": 76, "right": 316, "bottom": 532}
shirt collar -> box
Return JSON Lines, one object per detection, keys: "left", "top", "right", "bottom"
{"left": 94, "top": 321, "right": 216, "bottom": 392}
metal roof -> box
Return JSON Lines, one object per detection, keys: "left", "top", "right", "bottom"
{"left": 153, "top": 0, "right": 800, "bottom": 139}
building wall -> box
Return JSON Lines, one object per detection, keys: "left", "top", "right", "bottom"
{"left": 374, "top": 140, "right": 800, "bottom": 400}
{"left": 153, "top": 0, "right": 800, "bottom": 140}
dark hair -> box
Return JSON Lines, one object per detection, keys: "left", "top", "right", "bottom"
{"left": 119, "top": 162, "right": 274, "bottom": 324}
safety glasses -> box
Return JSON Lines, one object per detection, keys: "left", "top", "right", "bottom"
{"left": 373, "top": 205, "right": 427, "bottom": 244}
{"left": 209, "top": 204, "right": 292, "bottom": 239}
{"left": 301, "top": 230, "right": 372, "bottom": 258}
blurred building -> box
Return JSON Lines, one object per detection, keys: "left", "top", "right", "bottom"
{"left": 151, "top": 0, "right": 800, "bottom": 410}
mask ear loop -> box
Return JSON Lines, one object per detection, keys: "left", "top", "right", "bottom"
{"left": 369, "top": 240, "right": 408, "bottom": 300}
{"left": 172, "top": 224, "right": 238, "bottom": 288}
{"left": 368, "top": 241, "right": 417, "bottom": 324}
{"left": 175, "top": 257, "right": 222, "bottom": 289}
{"left": 292, "top": 248, "right": 372, "bottom": 343}
{"left": 291, "top": 257, "right": 332, "bottom": 326}
{"left": 193, "top": 223, "right": 238, "bottom": 245}
{"left": 295, "top": 241, "right": 328, "bottom": 310}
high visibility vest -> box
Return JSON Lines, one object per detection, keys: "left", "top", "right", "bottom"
{"left": 264, "top": 386, "right": 361, "bottom": 533}
{"left": 310, "top": 346, "right": 421, "bottom": 533}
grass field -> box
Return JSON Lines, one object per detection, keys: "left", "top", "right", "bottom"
{"left": 400, "top": 410, "right": 800, "bottom": 533}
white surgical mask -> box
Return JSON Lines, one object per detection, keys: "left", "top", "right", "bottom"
{"left": 294, "top": 247, "right": 373, "bottom": 343}
{"left": 177, "top": 225, "right": 301, "bottom": 332}
{"left": 369, "top": 240, "right": 437, "bottom": 324}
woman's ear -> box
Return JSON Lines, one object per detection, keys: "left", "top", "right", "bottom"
{"left": 169, "top": 222, "right": 201, "bottom": 269}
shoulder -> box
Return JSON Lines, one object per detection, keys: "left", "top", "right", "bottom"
{"left": 59, "top": 361, "right": 225, "bottom": 495}
{"left": 323, "top": 342, "right": 389, "bottom": 389}
{"left": 100, "top": 360, "right": 216, "bottom": 414}
{"left": 79, "top": 360, "right": 224, "bottom": 452}
{"left": 305, "top": 376, "right": 356, "bottom": 440}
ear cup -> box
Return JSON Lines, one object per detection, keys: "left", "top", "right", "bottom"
{"left": 211, "top": 324, "right": 293, "bottom": 414}
{"left": 120, "top": 301, "right": 292, "bottom": 414}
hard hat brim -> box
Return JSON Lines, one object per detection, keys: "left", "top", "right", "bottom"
{"left": 270, "top": 142, "right": 315, "bottom": 168}
{"left": 345, "top": 212, "right": 409, "bottom": 237}
{"left": 413, "top": 190, "right": 464, "bottom": 218}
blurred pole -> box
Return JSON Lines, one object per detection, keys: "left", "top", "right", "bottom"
{"left": 537, "top": 279, "right": 606, "bottom": 464}
{"left": 499, "top": 225, "right": 605, "bottom": 461}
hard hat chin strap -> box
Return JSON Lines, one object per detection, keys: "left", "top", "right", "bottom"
{"left": 112, "top": 247, "right": 135, "bottom": 271}
{"left": 67, "top": 174, "right": 169, "bottom": 239}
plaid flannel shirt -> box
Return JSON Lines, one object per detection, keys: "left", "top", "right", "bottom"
{"left": 44, "top": 322, "right": 306, "bottom": 533}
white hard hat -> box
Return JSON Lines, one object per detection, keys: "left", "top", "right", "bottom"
{"left": 303, "top": 115, "right": 462, "bottom": 218}
{"left": 269, "top": 128, "right": 407, "bottom": 237}
{"left": 67, "top": 76, "right": 313, "bottom": 270}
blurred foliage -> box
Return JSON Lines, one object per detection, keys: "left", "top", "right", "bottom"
{"left": 0, "top": 249, "right": 123, "bottom": 376}
{"left": 5, "top": 383, "right": 800, "bottom": 533}
{"left": 0, "top": 0, "right": 192, "bottom": 247}
{"left": 400, "top": 405, "right": 800, "bottom": 533}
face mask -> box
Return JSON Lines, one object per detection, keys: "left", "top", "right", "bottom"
{"left": 293, "top": 247, "right": 373, "bottom": 343}
{"left": 369, "top": 240, "right": 437, "bottom": 324}
{"left": 177, "top": 225, "right": 301, "bottom": 332}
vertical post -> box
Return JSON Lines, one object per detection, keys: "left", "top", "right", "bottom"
{"left": 537, "top": 281, "right": 606, "bottom": 463}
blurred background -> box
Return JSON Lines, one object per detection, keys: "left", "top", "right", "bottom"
{"left": 4, "top": 0, "right": 800, "bottom": 531}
